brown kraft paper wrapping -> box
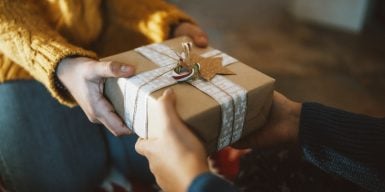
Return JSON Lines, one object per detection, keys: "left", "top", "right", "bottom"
{"left": 102, "top": 37, "right": 275, "bottom": 154}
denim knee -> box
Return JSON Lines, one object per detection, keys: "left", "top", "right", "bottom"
{"left": 0, "top": 81, "right": 109, "bottom": 192}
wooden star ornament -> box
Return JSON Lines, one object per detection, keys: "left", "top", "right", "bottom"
{"left": 198, "top": 56, "right": 235, "bottom": 81}
{"left": 171, "top": 42, "right": 235, "bottom": 82}
{"left": 187, "top": 52, "right": 234, "bottom": 81}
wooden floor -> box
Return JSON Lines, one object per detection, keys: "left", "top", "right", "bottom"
{"left": 175, "top": 0, "right": 385, "bottom": 117}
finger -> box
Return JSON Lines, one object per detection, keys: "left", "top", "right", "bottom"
{"left": 183, "top": 25, "right": 208, "bottom": 48}
{"left": 93, "top": 61, "right": 135, "bottom": 78}
{"left": 85, "top": 112, "right": 101, "bottom": 124}
{"left": 93, "top": 97, "right": 132, "bottom": 136}
{"left": 159, "top": 88, "right": 176, "bottom": 107}
{"left": 101, "top": 111, "right": 132, "bottom": 136}
{"left": 191, "top": 32, "right": 208, "bottom": 48}
{"left": 174, "top": 23, "right": 208, "bottom": 48}
{"left": 135, "top": 137, "right": 152, "bottom": 157}
{"left": 158, "top": 88, "right": 179, "bottom": 121}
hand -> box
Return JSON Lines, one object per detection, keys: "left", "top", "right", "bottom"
{"left": 233, "top": 91, "right": 302, "bottom": 149}
{"left": 135, "top": 89, "right": 209, "bottom": 192}
{"left": 57, "top": 57, "right": 135, "bottom": 136}
{"left": 172, "top": 22, "right": 209, "bottom": 48}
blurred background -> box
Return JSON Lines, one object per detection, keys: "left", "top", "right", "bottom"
{"left": 172, "top": 0, "right": 385, "bottom": 117}
{"left": 171, "top": 0, "right": 384, "bottom": 191}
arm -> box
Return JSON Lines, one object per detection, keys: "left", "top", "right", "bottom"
{"left": 0, "top": 0, "right": 96, "bottom": 106}
{"left": 1, "top": 0, "right": 207, "bottom": 136}
{"left": 189, "top": 173, "right": 237, "bottom": 192}
{"left": 234, "top": 92, "right": 385, "bottom": 191}
{"left": 0, "top": 0, "right": 134, "bottom": 135}
{"left": 300, "top": 103, "right": 385, "bottom": 191}
{"left": 105, "top": 0, "right": 207, "bottom": 46}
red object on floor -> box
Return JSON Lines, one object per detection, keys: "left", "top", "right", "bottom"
{"left": 0, "top": 148, "right": 250, "bottom": 192}
{"left": 211, "top": 147, "right": 250, "bottom": 181}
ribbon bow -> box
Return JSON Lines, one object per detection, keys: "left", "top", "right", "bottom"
{"left": 171, "top": 42, "right": 235, "bottom": 82}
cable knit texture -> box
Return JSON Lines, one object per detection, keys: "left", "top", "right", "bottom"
{"left": 186, "top": 103, "right": 384, "bottom": 192}
{"left": 300, "top": 103, "right": 385, "bottom": 192}
{"left": 0, "top": 0, "right": 192, "bottom": 107}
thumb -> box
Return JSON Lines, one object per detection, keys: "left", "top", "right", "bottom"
{"left": 158, "top": 88, "right": 177, "bottom": 114}
{"left": 93, "top": 61, "right": 135, "bottom": 78}
{"left": 158, "top": 88, "right": 182, "bottom": 124}
{"left": 135, "top": 137, "right": 154, "bottom": 157}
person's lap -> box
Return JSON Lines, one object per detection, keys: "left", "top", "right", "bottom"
{"left": 0, "top": 80, "right": 152, "bottom": 192}
{"left": 104, "top": 130, "right": 154, "bottom": 184}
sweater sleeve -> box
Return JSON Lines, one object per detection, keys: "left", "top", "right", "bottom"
{"left": 105, "top": 0, "right": 195, "bottom": 43}
{"left": 188, "top": 172, "right": 238, "bottom": 192}
{"left": 299, "top": 102, "right": 385, "bottom": 192}
{"left": 0, "top": 0, "right": 97, "bottom": 107}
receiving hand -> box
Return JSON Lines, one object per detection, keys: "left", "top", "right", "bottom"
{"left": 233, "top": 91, "right": 302, "bottom": 149}
{"left": 57, "top": 57, "right": 135, "bottom": 136}
{"left": 172, "top": 22, "right": 209, "bottom": 48}
{"left": 135, "top": 89, "right": 209, "bottom": 192}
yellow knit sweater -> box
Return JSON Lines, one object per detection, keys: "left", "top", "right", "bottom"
{"left": 0, "top": 0, "right": 192, "bottom": 107}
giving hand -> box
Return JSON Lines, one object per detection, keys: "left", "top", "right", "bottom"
{"left": 57, "top": 57, "right": 135, "bottom": 136}
{"left": 233, "top": 91, "right": 302, "bottom": 149}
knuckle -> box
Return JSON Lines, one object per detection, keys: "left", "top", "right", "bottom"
{"left": 108, "top": 129, "right": 118, "bottom": 136}
{"left": 87, "top": 115, "right": 98, "bottom": 123}
{"left": 101, "top": 62, "right": 111, "bottom": 75}
{"left": 106, "top": 61, "right": 119, "bottom": 76}
{"left": 106, "top": 61, "right": 113, "bottom": 72}
{"left": 87, "top": 108, "right": 103, "bottom": 123}
{"left": 114, "top": 130, "right": 125, "bottom": 137}
{"left": 134, "top": 141, "right": 141, "bottom": 151}
{"left": 135, "top": 141, "right": 144, "bottom": 154}
{"left": 88, "top": 108, "right": 100, "bottom": 119}
{"left": 110, "top": 127, "right": 128, "bottom": 137}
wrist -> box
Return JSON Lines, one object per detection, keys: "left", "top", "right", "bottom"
{"left": 180, "top": 155, "right": 209, "bottom": 191}
{"left": 54, "top": 57, "right": 76, "bottom": 98}
{"left": 56, "top": 57, "right": 75, "bottom": 83}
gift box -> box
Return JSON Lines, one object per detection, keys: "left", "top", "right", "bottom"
{"left": 102, "top": 37, "right": 275, "bottom": 153}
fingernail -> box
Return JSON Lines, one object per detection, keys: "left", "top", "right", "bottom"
{"left": 120, "top": 65, "right": 132, "bottom": 73}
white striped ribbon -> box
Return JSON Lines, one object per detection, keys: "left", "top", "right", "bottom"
{"left": 119, "top": 43, "right": 247, "bottom": 150}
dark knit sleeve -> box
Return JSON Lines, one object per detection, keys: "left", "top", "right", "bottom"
{"left": 299, "top": 102, "right": 385, "bottom": 192}
{"left": 188, "top": 172, "right": 238, "bottom": 192}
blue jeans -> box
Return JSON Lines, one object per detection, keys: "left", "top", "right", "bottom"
{"left": 0, "top": 80, "right": 153, "bottom": 192}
